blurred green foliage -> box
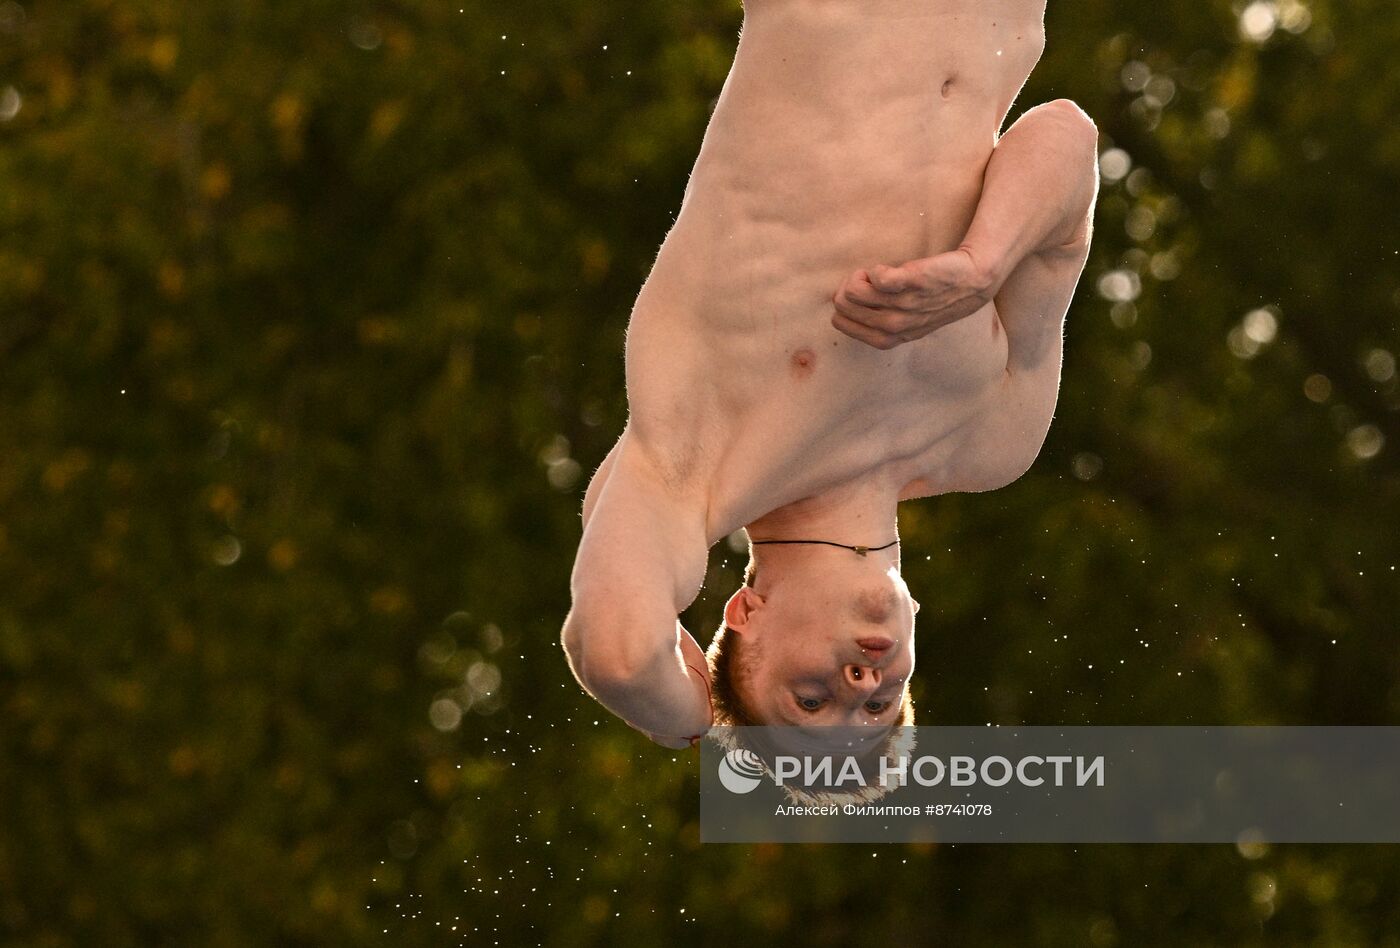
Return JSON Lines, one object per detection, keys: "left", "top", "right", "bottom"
{"left": 1, "top": 0, "right": 1398, "bottom": 943}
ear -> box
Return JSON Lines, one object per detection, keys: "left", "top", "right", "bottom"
{"left": 723, "top": 585, "right": 764, "bottom": 631}
{"left": 911, "top": 598, "right": 921, "bottom": 615}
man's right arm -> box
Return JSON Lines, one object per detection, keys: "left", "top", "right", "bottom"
{"left": 831, "top": 98, "right": 1099, "bottom": 352}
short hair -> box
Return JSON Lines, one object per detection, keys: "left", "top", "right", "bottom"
{"left": 705, "top": 556, "right": 761, "bottom": 727}
{"left": 704, "top": 554, "right": 916, "bottom": 804}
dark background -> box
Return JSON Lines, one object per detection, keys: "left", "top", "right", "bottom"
{"left": 1, "top": 0, "right": 1398, "bottom": 943}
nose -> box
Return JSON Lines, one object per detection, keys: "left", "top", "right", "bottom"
{"left": 844, "top": 664, "right": 881, "bottom": 692}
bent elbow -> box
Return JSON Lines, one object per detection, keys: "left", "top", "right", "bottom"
{"left": 559, "top": 606, "right": 656, "bottom": 697}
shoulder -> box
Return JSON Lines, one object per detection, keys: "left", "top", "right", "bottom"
{"left": 899, "top": 370, "right": 1058, "bottom": 498}
{"left": 572, "top": 431, "right": 711, "bottom": 615}
{"left": 581, "top": 426, "right": 707, "bottom": 524}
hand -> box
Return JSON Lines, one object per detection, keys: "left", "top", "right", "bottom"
{"left": 831, "top": 247, "right": 1000, "bottom": 351}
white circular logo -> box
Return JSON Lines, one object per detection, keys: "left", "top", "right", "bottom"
{"left": 717, "top": 748, "right": 764, "bottom": 794}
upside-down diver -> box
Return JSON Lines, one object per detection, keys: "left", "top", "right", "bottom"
{"left": 561, "top": 0, "right": 1099, "bottom": 751}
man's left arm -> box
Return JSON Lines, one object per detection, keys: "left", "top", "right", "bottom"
{"left": 561, "top": 440, "right": 713, "bottom": 749}
{"left": 831, "top": 98, "right": 1100, "bottom": 351}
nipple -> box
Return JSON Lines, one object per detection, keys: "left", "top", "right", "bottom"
{"left": 791, "top": 347, "right": 816, "bottom": 377}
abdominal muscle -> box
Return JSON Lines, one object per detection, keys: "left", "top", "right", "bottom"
{"left": 623, "top": 0, "right": 1047, "bottom": 539}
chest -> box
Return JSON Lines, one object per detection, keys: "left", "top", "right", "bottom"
{"left": 625, "top": 303, "right": 1013, "bottom": 533}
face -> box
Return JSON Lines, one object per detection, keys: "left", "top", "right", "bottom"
{"left": 723, "top": 557, "right": 918, "bottom": 728}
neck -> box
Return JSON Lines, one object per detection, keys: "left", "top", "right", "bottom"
{"left": 744, "top": 479, "right": 902, "bottom": 578}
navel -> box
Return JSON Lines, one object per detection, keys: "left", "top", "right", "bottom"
{"left": 941, "top": 76, "right": 956, "bottom": 99}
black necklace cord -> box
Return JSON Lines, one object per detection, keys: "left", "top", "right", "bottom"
{"left": 749, "top": 538, "right": 900, "bottom": 557}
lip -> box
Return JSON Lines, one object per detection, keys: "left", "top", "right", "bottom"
{"left": 855, "top": 636, "right": 895, "bottom": 653}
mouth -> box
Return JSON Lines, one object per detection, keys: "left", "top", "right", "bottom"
{"left": 855, "top": 636, "right": 895, "bottom": 654}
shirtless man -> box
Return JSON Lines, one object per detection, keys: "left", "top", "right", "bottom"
{"left": 560, "top": 0, "right": 1099, "bottom": 748}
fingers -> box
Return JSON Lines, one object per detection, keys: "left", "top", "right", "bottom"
{"left": 839, "top": 270, "right": 895, "bottom": 309}
{"left": 839, "top": 266, "right": 945, "bottom": 321}
{"left": 832, "top": 298, "right": 965, "bottom": 345}
{"left": 834, "top": 294, "right": 917, "bottom": 338}
{"left": 832, "top": 309, "right": 907, "bottom": 350}
{"left": 833, "top": 271, "right": 917, "bottom": 350}
{"left": 834, "top": 271, "right": 931, "bottom": 340}
{"left": 869, "top": 264, "right": 911, "bottom": 293}
{"left": 830, "top": 258, "right": 996, "bottom": 351}
{"left": 835, "top": 271, "right": 916, "bottom": 329}
{"left": 834, "top": 291, "right": 898, "bottom": 332}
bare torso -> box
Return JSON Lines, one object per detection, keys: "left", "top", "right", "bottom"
{"left": 623, "top": 0, "right": 1051, "bottom": 543}
{"left": 562, "top": 0, "right": 1096, "bottom": 744}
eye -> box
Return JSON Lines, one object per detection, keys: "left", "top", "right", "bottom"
{"left": 797, "top": 696, "right": 824, "bottom": 711}
{"left": 864, "top": 700, "right": 890, "bottom": 714}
